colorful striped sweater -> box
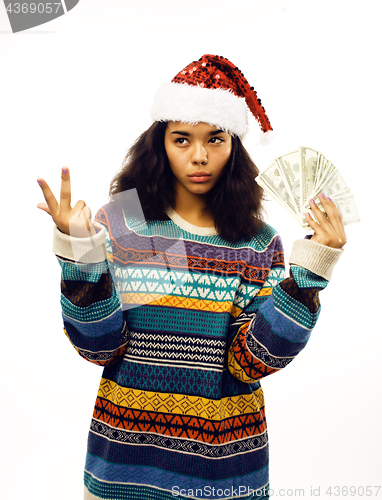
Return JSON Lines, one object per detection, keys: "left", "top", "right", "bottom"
{"left": 53, "top": 201, "right": 342, "bottom": 500}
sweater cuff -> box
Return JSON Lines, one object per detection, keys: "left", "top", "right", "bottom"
{"left": 289, "top": 239, "right": 343, "bottom": 281}
{"left": 53, "top": 223, "right": 107, "bottom": 263}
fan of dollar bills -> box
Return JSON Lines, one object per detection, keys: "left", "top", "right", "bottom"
{"left": 255, "top": 146, "right": 360, "bottom": 229}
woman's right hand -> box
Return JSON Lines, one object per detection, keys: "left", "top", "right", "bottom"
{"left": 37, "top": 167, "right": 96, "bottom": 238}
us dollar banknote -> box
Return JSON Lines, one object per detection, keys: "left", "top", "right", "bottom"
{"left": 256, "top": 146, "right": 360, "bottom": 228}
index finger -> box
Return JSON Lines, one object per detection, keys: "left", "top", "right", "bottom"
{"left": 60, "top": 167, "right": 71, "bottom": 210}
{"left": 320, "top": 194, "right": 345, "bottom": 233}
{"left": 37, "top": 177, "right": 59, "bottom": 215}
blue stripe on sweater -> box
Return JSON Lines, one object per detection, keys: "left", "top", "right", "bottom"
{"left": 84, "top": 470, "right": 270, "bottom": 499}
{"left": 270, "top": 287, "right": 320, "bottom": 333}
{"left": 103, "top": 360, "right": 254, "bottom": 399}
{"left": 260, "top": 294, "right": 314, "bottom": 343}
{"left": 87, "top": 432, "right": 268, "bottom": 479}
{"left": 127, "top": 306, "right": 231, "bottom": 337}
{"left": 85, "top": 452, "right": 269, "bottom": 493}
{"left": 61, "top": 293, "right": 121, "bottom": 324}
{"left": 63, "top": 308, "right": 123, "bottom": 343}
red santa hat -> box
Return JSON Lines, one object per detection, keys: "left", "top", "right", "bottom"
{"left": 150, "top": 54, "right": 273, "bottom": 144}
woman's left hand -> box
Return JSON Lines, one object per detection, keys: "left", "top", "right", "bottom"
{"left": 306, "top": 194, "right": 347, "bottom": 249}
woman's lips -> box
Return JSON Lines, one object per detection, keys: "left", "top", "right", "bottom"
{"left": 188, "top": 172, "right": 211, "bottom": 183}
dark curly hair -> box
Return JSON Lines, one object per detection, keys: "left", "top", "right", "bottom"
{"left": 109, "top": 122, "right": 265, "bottom": 242}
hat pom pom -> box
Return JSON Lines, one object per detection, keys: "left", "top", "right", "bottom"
{"left": 259, "top": 130, "right": 274, "bottom": 146}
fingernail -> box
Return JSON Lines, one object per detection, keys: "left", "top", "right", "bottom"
{"left": 310, "top": 199, "right": 315, "bottom": 204}
{"left": 306, "top": 212, "right": 311, "bottom": 218}
{"left": 37, "top": 179, "right": 42, "bottom": 186}
{"left": 62, "top": 168, "right": 68, "bottom": 174}
{"left": 320, "top": 193, "right": 326, "bottom": 199}
{"left": 328, "top": 197, "right": 332, "bottom": 201}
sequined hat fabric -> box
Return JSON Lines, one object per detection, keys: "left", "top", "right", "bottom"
{"left": 150, "top": 54, "right": 273, "bottom": 141}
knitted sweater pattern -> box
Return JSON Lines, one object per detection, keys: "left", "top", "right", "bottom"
{"left": 56, "top": 203, "right": 330, "bottom": 500}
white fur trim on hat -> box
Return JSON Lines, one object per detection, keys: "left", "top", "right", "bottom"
{"left": 150, "top": 82, "right": 248, "bottom": 138}
{"left": 259, "top": 130, "right": 274, "bottom": 145}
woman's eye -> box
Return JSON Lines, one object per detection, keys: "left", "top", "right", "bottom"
{"left": 175, "top": 137, "right": 188, "bottom": 145}
{"left": 209, "top": 137, "right": 224, "bottom": 144}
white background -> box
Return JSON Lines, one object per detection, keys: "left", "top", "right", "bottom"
{"left": 0, "top": 0, "right": 381, "bottom": 499}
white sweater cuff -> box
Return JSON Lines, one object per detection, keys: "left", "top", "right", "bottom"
{"left": 289, "top": 239, "right": 343, "bottom": 281}
{"left": 53, "top": 223, "right": 107, "bottom": 263}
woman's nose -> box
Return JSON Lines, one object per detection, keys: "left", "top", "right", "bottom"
{"left": 192, "top": 144, "right": 208, "bottom": 165}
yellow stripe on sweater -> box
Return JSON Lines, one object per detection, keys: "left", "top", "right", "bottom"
{"left": 257, "top": 287, "right": 272, "bottom": 297}
{"left": 120, "top": 293, "right": 234, "bottom": 314}
{"left": 98, "top": 378, "right": 265, "bottom": 420}
{"left": 119, "top": 289, "right": 271, "bottom": 316}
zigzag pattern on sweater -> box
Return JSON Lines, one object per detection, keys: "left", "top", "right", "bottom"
{"left": 124, "top": 331, "right": 226, "bottom": 368}
{"left": 114, "top": 267, "right": 241, "bottom": 296}
{"left": 97, "top": 378, "right": 265, "bottom": 419}
{"left": 246, "top": 330, "right": 296, "bottom": 369}
{"left": 90, "top": 418, "right": 268, "bottom": 458}
{"left": 112, "top": 247, "right": 276, "bottom": 284}
{"left": 228, "top": 324, "right": 280, "bottom": 383}
{"left": 113, "top": 267, "right": 272, "bottom": 312}
{"left": 78, "top": 343, "right": 128, "bottom": 366}
{"left": 93, "top": 397, "right": 266, "bottom": 443}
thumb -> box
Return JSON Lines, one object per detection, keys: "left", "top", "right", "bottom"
{"left": 37, "top": 203, "right": 52, "bottom": 215}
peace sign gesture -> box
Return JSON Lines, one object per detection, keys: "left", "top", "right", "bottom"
{"left": 37, "top": 167, "right": 96, "bottom": 238}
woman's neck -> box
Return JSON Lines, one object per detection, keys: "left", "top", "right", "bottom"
{"left": 173, "top": 191, "right": 215, "bottom": 228}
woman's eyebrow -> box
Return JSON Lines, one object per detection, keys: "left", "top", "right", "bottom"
{"left": 171, "top": 131, "right": 190, "bottom": 136}
{"left": 170, "top": 129, "right": 225, "bottom": 137}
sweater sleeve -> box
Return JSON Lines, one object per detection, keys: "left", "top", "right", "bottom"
{"left": 227, "top": 237, "right": 342, "bottom": 383}
{"left": 54, "top": 211, "right": 128, "bottom": 367}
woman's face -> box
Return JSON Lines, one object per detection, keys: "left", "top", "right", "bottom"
{"left": 164, "top": 121, "right": 232, "bottom": 201}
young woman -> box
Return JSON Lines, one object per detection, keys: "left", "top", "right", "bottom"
{"left": 37, "top": 55, "right": 346, "bottom": 500}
